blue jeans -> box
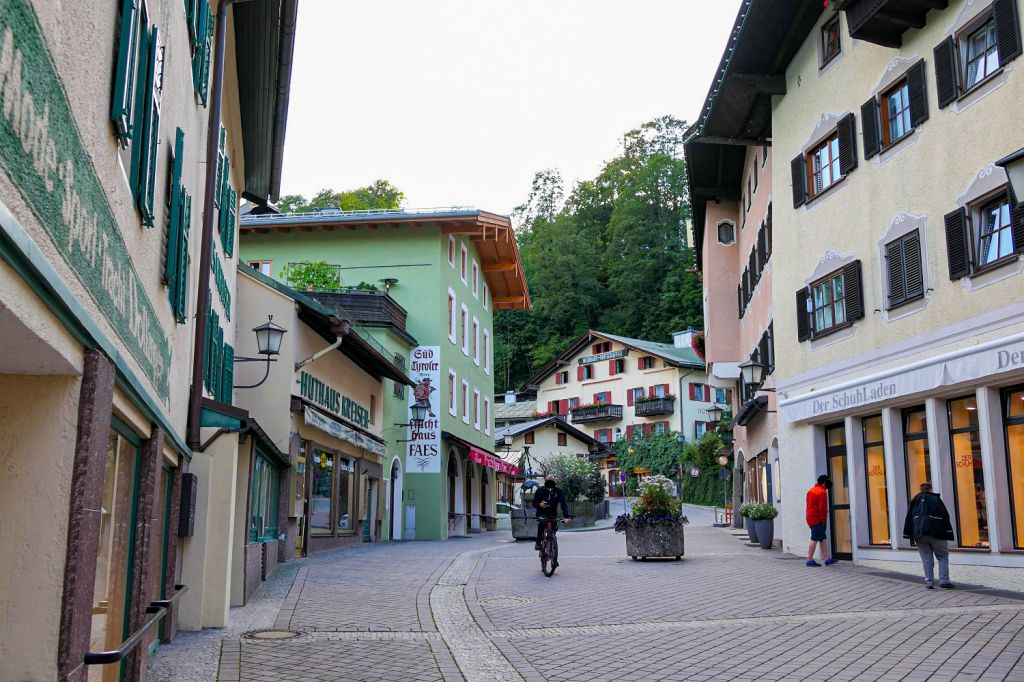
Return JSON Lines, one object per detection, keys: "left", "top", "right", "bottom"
{"left": 916, "top": 535, "right": 950, "bottom": 584}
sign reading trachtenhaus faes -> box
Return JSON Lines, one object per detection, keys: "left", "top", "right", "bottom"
{"left": 298, "top": 370, "right": 370, "bottom": 429}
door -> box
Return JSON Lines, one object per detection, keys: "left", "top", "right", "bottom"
{"left": 294, "top": 451, "right": 307, "bottom": 557}
{"left": 389, "top": 460, "right": 400, "bottom": 540}
{"left": 825, "top": 423, "right": 853, "bottom": 560}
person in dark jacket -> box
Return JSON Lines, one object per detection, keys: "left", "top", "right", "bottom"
{"left": 532, "top": 475, "right": 571, "bottom": 550}
{"left": 903, "top": 483, "right": 955, "bottom": 589}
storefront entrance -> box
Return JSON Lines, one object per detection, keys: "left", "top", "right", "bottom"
{"left": 389, "top": 459, "right": 402, "bottom": 540}
{"left": 825, "top": 423, "right": 853, "bottom": 560}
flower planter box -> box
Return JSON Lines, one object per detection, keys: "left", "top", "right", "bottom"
{"left": 753, "top": 519, "right": 775, "bottom": 549}
{"left": 624, "top": 523, "right": 685, "bottom": 560}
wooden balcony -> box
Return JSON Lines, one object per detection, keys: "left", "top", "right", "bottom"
{"left": 837, "top": 0, "right": 947, "bottom": 48}
{"left": 310, "top": 290, "right": 409, "bottom": 331}
{"left": 570, "top": 404, "right": 623, "bottom": 424}
{"left": 634, "top": 397, "right": 675, "bottom": 417}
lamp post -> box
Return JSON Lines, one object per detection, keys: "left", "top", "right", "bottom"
{"left": 395, "top": 404, "right": 429, "bottom": 441}
{"left": 233, "top": 315, "right": 287, "bottom": 389}
{"left": 996, "top": 148, "right": 1024, "bottom": 205}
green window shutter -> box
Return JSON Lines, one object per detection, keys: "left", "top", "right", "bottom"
{"left": 213, "top": 326, "right": 224, "bottom": 400}
{"left": 135, "top": 26, "right": 162, "bottom": 227}
{"left": 221, "top": 187, "right": 236, "bottom": 256}
{"left": 215, "top": 127, "right": 226, "bottom": 208}
{"left": 174, "top": 191, "right": 191, "bottom": 323}
{"left": 165, "top": 128, "right": 185, "bottom": 286}
{"left": 221, "top": 344, "right": 234, "bottom": 404}
{"left": 198, "top": 9, "right": 213, "bottom": 106}
{"left": 111, "top": 0, "right": 143, "bottom": 143}
{"left": 128, "top": 24, "right": 152, "bottom": 193}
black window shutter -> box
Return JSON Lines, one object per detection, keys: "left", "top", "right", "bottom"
{"left": 1009, "top": 185, "right": 1024, "bottom": 254}
{"left": 758, "top": 333, "right": 769, "bottom": 370}
{"left": 843, "top": 260, "right": 866, "bottom": 321}
{"left": 944, "top": 207, "right": 970, "bottom": 279}
{"left": 904, "top": 232, "right": 925, "bottom": 300}
{"left": 757, "top": 225, "right": 767, "bottom": 270}
{"left": 738, "top": 284, "right": 744, "bottom": 318}
{"left": 994, "top": 0, "right": 1023, "bottom": 64}
{"left": 861, "top": 98, "right": 881, "bottom": 160}
{"left": 906, "top": 59, "right": 929, "bottom": 127}
{"left": 796, "top": 288, "right": 811, "bottom": 342}
{"left": 885, "top": 240, "right": 906, "bottom": 308}
{"left": 749, "top": 249, "right": 758, "bottom": 285}
{"left": 837, "top": 113, "right": 858, "bottom": 175}
{"left": 791, "top": 154, "right": 807, "bottom": 208}
{"left": 934, "top": 37, "right": 959, "bottom": 109}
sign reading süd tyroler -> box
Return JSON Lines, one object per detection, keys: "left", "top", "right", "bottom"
{"left": 0, "top": 0, "right": 170, "bottom": 399}
{"left": 298, "top": 371, "right": 370, "bottom": 429}
{"left": 408, "top": 346, "right": 441, "bottom": 473}
{"left": 578, "top": 348, "right": 628, "bottom": 365}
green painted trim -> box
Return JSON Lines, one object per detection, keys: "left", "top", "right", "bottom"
{"left": 0, "top": 198, "right": 192, "bottom": 458}
{"left": 200, "top": 405, "right": 243, "bottom": 430}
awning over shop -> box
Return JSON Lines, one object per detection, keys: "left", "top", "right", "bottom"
{"left": 304, "top": 406, "right": 385, "bottom": 457}
{"left": 470, "top": 446, "right": 519, "bottom": 476}
{"left": 735, "top": 395, "right": 769, "bottom": 427}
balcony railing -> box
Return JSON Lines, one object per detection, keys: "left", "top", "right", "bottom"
{"left": 570, "top": 404, "right": 623, "bottom": 424}
{"left": 634, "top": 397, "right": 675, "bottom": 417}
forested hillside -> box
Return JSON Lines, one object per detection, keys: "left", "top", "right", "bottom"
{"left": 494, "top": 116, "right": 703, "bottom": 392}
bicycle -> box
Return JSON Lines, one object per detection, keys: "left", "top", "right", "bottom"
{"left": 538, "top": 518, "right": 569, "bottom": 577}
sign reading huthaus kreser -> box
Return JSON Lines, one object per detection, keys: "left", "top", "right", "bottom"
{"left": 408, "top": 346, "right": 441, "bottom": 473}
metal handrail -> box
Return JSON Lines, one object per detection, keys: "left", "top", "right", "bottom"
{"left": 241, "top": 206, "right": 479, "bottom": 223}
{"left": 84, "top": 585, "right": 188, "bottom": 666}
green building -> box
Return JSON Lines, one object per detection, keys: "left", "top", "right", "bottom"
{"left": 239, "top": 208, "right": 529, "bottom": 539}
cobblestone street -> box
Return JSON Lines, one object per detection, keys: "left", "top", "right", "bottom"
{"left": 150, "top": 522, "right": 1024, "bottom": 681}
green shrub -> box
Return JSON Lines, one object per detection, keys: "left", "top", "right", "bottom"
{"left": 738, "top": 503, "right": 755, "bottom": 518}
{"left": 747, "top": 503, "right": 778, "bottom": 520}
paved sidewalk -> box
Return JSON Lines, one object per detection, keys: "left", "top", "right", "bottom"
{"left": 148, "top": 527, "right": 1024, "bottom": 681}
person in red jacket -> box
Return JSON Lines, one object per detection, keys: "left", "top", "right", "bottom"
{"left": 806, "top": 475, "right": 838, "bottom": 567}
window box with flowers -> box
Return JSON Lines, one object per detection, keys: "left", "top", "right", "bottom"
{"left": 570, "top": 402, "right": 623, "bottom": 423}
{"left": 634, "top": 394, "right": 676, "bottom": 417}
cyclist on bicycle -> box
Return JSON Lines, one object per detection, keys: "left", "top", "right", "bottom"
{"left": 533, "top": 475, "right": 571, "bottom": 550}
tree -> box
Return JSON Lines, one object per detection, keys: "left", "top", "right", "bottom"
{"left": 273, "top": 180, "right": 405, "bottom": 213}
{"left": 280, "top": 260, "right": 341, "bottom": 293}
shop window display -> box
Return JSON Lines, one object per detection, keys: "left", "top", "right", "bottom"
{"left": 862, "top": 415, "right": 890, "bottom": 545}
{"left": 947, "top": 396, "right": 989, "bottom": 548}
{"left": 1003, "top": 386, "right": 1024, "bottom": 549}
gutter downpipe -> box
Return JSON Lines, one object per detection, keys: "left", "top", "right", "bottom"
{"left": 187, "top": 0, "right": 251, "bottom": 449}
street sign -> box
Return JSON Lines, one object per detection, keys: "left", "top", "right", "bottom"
{"left": 619, "top": 472, "right": 627, "bottom": 483}
{"left": 633, "top": 467, "right": 651, "bottom": 475}
{"left": 718, "top": 455, "right": 729, "bottom": 466}
{"left": 719, "top": 468, "right": 730, "bottom": 480}
{"left": 690, "top": 467, "right": 701, "bottom": 478}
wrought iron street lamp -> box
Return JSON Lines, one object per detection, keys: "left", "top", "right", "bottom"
{"left": 234, "top": 315, "right": 287, "bottom": 389}
{"left": 707, "top": 404, "right": 724, "bottom": 422}
{"left": 996, "top": 148, "right": 1024, "bottom": 206}
{"left": 738, "top": 359, "right": 767, "bottom": 388}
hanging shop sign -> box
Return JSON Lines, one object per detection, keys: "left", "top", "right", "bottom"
{"left": 470, "top": 446, "right": 519, "bottom": 475}
{"left": 578, "top": 348, "right": 629, "bottom": 365}
{"left": 298, "top": 370, "right": 370, "bottom": 429}
{"left": 779, "top": 332, "right": 1024, "bottom": 423}
{"left": 304, "top": 407, "right": 385, "bottom": 457}
{"left": 408, "top": 346, "right": 441, "bottom": 473}
{"left": 0, "top": 0, "right": 171, "bottom": 399}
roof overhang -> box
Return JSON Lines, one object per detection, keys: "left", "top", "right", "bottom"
{"left": 239, "top": 209, "right": 531, "bottom": 310}
{"left": 834, "top": 0, "right": 948, "bottom": 48}
{"left": 233, "top": 0, "right": 298, "bottom": 204}
{"left": 735, "top": 394, "right": 769, "bottom": 427}
{"left": 684, "top": 0, "right": 825, "bottom": 269}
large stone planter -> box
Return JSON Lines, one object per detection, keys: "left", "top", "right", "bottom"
{"left": 754, "top": 519, "right": 775, "bottom": 549}
{"left": 624, "top": 524, "right": 685, "bottom": 560}
{"left": 744, "top": 517, "right": 758, "bottom": 543}
{"left": 511, "top": 508, "right": 538, "bottom": 541}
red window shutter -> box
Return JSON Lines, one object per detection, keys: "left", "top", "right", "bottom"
{"left": 637, "top": 357, "right": 643, "bottom": 370}
{"left": 627, "top": 389, "right": 635, "bottom": 406}
{"left": 593, "top": 429, "right": 601, "bottom": 440}
{"left": 704, "top": 384, "right": 711, "bottom": 401}
{"left": 663, "top": 384, "right": 671, "bottom": 397}
{"left": 559, "top": 399, "right": 568, "bottom": 415}
{"left": 592, "top": 344, "right": 599, "bottom": 354}
{"left": 548, "top": 401, "right": 557, "bottom": 414}
{"left": 688, "top": 383, "right": 696, "bottom": 400}
{"left": 663, "top": 421, "right": 670, "bottom": 432}
{"left": 555, "top": 373, "right": 562, "bottom": 385}
{"left": 577, "top": 366, "right": 584, "bottom": 381}
{"left": 643, "top": 423, "right": 653, "bottom": 437}
{"left": 626, "top": 425, "right": 634, "bottom": 440}
{"left": 608, "top": 359, "right": 616, "bottom": 375}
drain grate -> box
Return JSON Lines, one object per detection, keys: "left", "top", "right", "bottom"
{"left": 478, "top": 595, "right": 534, "bottom": 607}
{"left": 241, "top": 629, "right": 303, "bottom": 640}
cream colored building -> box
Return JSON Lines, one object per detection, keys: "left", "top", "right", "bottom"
{"left": 525, "top": 330, "right": 713, "bottom": 493}
{"left": 0, "top": 1, "right": 295, "bottom": 680}
{"left": 694, "top": 0, "right": 1024, "bottom": 589}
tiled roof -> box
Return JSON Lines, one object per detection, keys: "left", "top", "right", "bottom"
{"left": 596, "top": 331, "right": 705, "bottom": 368}
{"left": 494, "top": 400, "right": 537, "bottom": 421}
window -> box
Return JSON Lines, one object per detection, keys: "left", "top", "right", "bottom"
{"left": 483, "top": 330, "right": 490, "bottom": 374}
{"left": 461, "top": 304, "right": 469, "bottom": 355}
{"left": 594, "top": 391, "right": 612, "bottom": 404}
{"left": 484, "top": 397, "right": 491, "bottom": 435}
{"left": 460, "top": 244, "right": 468, "bottom": 283}
{"left": 555, "top": 370, "right": 569, "bottom": 385}
{"left": 903, "top": 406, "right": 931, "bottom": 502}
{"left": 578, "top": 365, "right": 594, "bottom": 381}
{"left": 483, "top": 284, "right": 489, "bottom": 310}
{"left": 524, "top": 431, "right": 535, "bottom": 445}
{"left": 1002, "top": 386, "right": 1024, "bottom": 548}
{"left": 947, "top": 395, "right": 989, "bottom": 548}
{"left": 882, "top": 80, "right": 912, "bottom": 147}
{"left": 935, "top": 5, "right": 1021, "bottom": 109}
{"left": 862, "top": 415, "right": 890, "bottom": 546}
{"left": 185, "top": 0, "right": 214, "bottom": 105}
{"left": 638, "top": 356, "right": 656, "bottom": 370}
{"left": 717, "top": 222, "right": 735, "bottom": 245}
{"left": 592, "top": 341, "right": 612, "bottom": 354}
{"left": 628, "top": 387, "right": 645, "bottom": 406}
{"left": 653, "top": 422, "right": 668, "bottom": 435}
{"left": 568, "top": 397, "right": 580, "bottom": 409}
{"left": 945, "top": 189, "right": 1023, "bottom": 278}
{"left": 166, "top": 129, "right": 192, "bottom": 323}
{"left": 690, "top": 383, "right": 708, "bottom": 402}
{"left": 249, "top": 450, "right": 280, "bottom": 543}
{"left": 557, "top": 432, "right": 567, "bottom": 447}
{"left": 595, "top": 429, "right": 612, "bottom": 444}
{"left": 821, "top": 16, "right": 841, "bottom": 67}
{"left": 310, "top": 449, "right": 334, "bottom": 534}
{"left": 651, "top": 384, "right": 669, "bottom": 399}
{"left": 447, "top": 290, "right": 457, "bottom": 343}
{"left": 247, "top": 260, "right": 272, "bottom": 277}
{"left": 448, "top": 235, "right": 456, "bottom": 267}
{"left": 715, "top": 388, "right": 733, "bottom": 405}
{"left": 473, "top": 318, "right": 480, "bottom": 365}
{"left": 885, "top": 231, "right": 924, "bottom": 309}
{"left": 809, "top": 134, "right": 841, "bottom": 197}
{"left": 695, "top": 422, "right": 709, "bottom": 439}
{"left": 448, "top": 370, "right": 457, "bottom": 416}
{"left": 964, "top": 17, "right": 1000, "bottom": 90}
{"left": 393, "top": 355, "right": 407, "bottom": 399}
{"left": 472, "top": 261, "right": 479, "bottom": 297}
{"left": 370, "top": 394, "right": 376, "bottom": 425}
{"left": 462, "top": 380, "right": 470, "bottom": 423}
{"left": 610, "top": 358, "right": 624, "bottom": 375}
{"left": 976, "top": 195, "right": 1014, "bottom": 267}
{"left": 811, "top": 271, "right": 847, "bottom": 334}
{"left": 473, "top": 389, "right": 481, "bottom": 429}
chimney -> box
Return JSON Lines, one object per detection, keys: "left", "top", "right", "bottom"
{"left": 672, "top": 328, "right": 698, "bottom": 349}
{"left": 504, "top": 391, "right": 516, "bottom": 404}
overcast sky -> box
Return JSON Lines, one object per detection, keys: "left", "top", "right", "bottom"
{"left": 279, "top": 1, "right": 742, "bottom": 216}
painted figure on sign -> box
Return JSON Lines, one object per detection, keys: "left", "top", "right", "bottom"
{"left": 413, "top": 377, "right": 436, "bottom": 417}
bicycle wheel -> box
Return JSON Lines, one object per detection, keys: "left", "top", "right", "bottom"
{"left": 539, "top": 528, "right": 550, "bottom": 574}
{"left": 542, "top": 534, "right": 558, "bottom": 576}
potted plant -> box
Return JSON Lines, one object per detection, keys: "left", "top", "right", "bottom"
{"left": 615, "top": 481, "right": 688, "bottom": 560}
{"left": 748, "top": 503, "right": 778, "bottom": 549}
{"left": 738, "top": 504, "right": 757, "bottom": 543}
